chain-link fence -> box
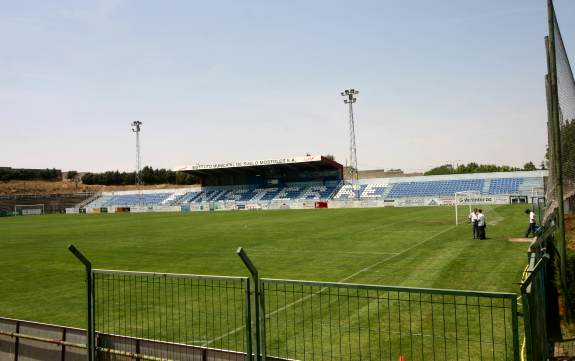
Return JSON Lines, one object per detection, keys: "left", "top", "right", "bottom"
{"left": 544, "top": 0, "right": 574, "bottom": 341}
{"left": 545, "top": 0, "right": 575, "bottom": 221}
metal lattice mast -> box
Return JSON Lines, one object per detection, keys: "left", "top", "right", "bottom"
{"left": 131, "top": 121, "right": 143, "bottom": 187}
{"left": 341, "top": 89, "right": 359, "bottom": 198}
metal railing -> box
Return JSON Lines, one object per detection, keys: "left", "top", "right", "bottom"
{"left": 59, "top": 245, "right": 524, "bottom": 361}
{"left": 0, "top": 317, "right": 87, "bottom": 361}
{"left": 260, "top": 279, "right": 519, "bottom": 361}
{"left": 521, "top": 258, "right": 549, "bottom": 361}
{"left": 93, "top": 270, "right": 250, "bottom": 361}
{"left": 69, "top": 245, "right": 252, "bottom": 361}
{"left": 0, "top": 317, "right": 249, "bottom": 361}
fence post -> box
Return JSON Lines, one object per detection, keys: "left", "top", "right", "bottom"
{"left": 237, "top": 247, "right": 262, "bottom": 361}
{"left": 259, "top": 280, "right": 266, "bottom": 361}
{"left": 546, "top": 0, "right": 570, "bottom": 321}
{"left": 14, "top": 320, "right": 19, "bottom": 361}
{"left": 511, "top": 296, "right": 520, "bottom": 361}
{"left": 68, "top": 244, "right": 96, "bottom": 361}
{"left": 245, "top": 278, "right": 253, "bottom": 361}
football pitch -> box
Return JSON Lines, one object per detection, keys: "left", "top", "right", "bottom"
{"left": 0, "top": 204, "right": 529, "bottom": 330}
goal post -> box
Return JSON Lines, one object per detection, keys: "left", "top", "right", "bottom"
{"left": 454, "top": 191, "right": 481, "bottom": 225}
{"left": 14, "top": 204, "right": 45, "bottom": 216}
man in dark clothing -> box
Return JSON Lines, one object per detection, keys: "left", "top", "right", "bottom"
{"left": 469, "top": 208, "right": 479, "bottom": 239}
{"left": 477, "top": 209, "right": 486, "bottom": 240}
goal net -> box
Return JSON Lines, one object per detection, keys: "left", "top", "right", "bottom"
{"left": 14, "top": 204, "right": 45, "bottom": 216}
{"left": 454, "top": 192, "right": 481, "bottom": 225}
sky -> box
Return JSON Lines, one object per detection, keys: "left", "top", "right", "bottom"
{"left": 1, "top": 0, "right": 574, "bottom": 173}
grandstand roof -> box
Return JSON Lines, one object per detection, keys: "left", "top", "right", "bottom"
{"left": 174, "top": 155, "right": 343, "bottom": 186}
{"left": 175, "top": 155, "right": 341, "bottom": 172}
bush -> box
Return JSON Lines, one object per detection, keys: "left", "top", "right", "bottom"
{"left": 424, "top": 162, "right": 526, "bottom": 176}
{"left": 67, "top": 170, "right": 78, "bottom": 180}
{"left": 81, "top": 167, "right": 198, "bottom": 185}
{"left": 0, "top": 167, "right": 61, "bottom": 181}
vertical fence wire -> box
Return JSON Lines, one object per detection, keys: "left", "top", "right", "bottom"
{"left": 93, "top": 270, "right": 249, "bottom": 361}
{"left": 84, "top": 269, "right": 520, "bottom": 361}
{"left": 260, "top": 279, "right": 518, "bottom": 361}
{"left": 552, "top": 9, "right": 575, "bottom": 205}
{"left": 521, "top": 259, "right": 549, "bottom": 361}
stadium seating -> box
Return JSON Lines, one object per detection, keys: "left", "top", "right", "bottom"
{"left": 299, "top": 185, "right": 339, "bottom": 200}
{"left": 86, "top": 195, "right": 113, "bottom": 209}
{"left": 0, "top": 192, "right": 95, "bottom": 214}
{"left": 517, "top": 177, "right": 544, "bottom": 194}
{"left": 332, "top": 176, "right": 545, "bottom": 200}
{"left": 176, "top": 184, "right": 338, "bottom": 204}
{"left": 387, "top": 179, "right": 484, "bottom": 198}
{"left": 488, "top": 177, "right": 521, "bottom": 194}
{"left": 81, "top": 172, "right": 546, "bottom": 210}
{"left": 102, "top": 193, "right": 172, "bottom": 207}
{"left": 333, "top": 184, "right": 387, "bottom": 200}
{"left": 173, "top": 191, "right": 201, "bottom": 204}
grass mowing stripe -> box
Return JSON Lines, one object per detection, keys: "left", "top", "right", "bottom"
{"left": 204, "top": 224, "right": 457, "bottom": 346}
{"left": 338, "top": 225, "right": 457, "bottom": 283}
{"left": 0, "top": 204, "right": 529, "bottom": 354}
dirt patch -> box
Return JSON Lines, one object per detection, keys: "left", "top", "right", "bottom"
{"left": 508, "top": 237, "right": 535, "bottom": 243}
{"left": 0, "top": 180, "right": 195, "bottom": 195}
{"left": 564, "top": 213, "right": 575, "bottom": 251}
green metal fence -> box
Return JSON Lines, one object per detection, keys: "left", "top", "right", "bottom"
{"left": 68, "top": 245, "right": 522, "bottom": 361}
{"left": 93, "top": 270, "right": 250, "bottom": 361}
{"left": 69, "top": 245, "right": 252, "bottom": 361}
{"left": 521, "top": 258, "right": 549, "bottom": 361}
{"left": 260, "top": 279, "right": 519, "bottom": 361}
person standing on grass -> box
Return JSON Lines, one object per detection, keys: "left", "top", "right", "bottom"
{"left": 469, "top": 208, "right": 479, "bottom": 239}
{"left": 477, "top": 209, "right": 486, "bottom": 239}
{"left": 525, "top": 208, "right": 537, "bottom": 237}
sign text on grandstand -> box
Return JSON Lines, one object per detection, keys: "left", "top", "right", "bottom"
{"left": 175, "top": 155, "right": 323, "bottom": 171}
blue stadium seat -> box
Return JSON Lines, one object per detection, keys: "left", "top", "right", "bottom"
{"left": 103, "top": 193, "right": 172, "bottom": 207}
{"left": 488, "top": 178, "right": 521, "bottom": 194}
{"left": 387, "top": 179, "right": 484, "bottom": 197}
{"left": 179, "top": 184, "right": 336, "bottom": 203}
{"left": 86, "top": 173, "right": 545, "bottom": 210}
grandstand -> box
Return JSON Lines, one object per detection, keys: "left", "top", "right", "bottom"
{"left": 333, "top": 170, "right": 546, "bottom": 201}
{"left": 0, "top": 192, "right": 94, "bottom": 215}
{"left": 81, "top": 155, "right": 342, "bottom": 212}
{"left": 78, "top": 156, "right": 547, "bottom": 212}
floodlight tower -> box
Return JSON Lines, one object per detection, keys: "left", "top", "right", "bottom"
{"left": 131, "top": 121, "right": 143, "bottom": 187}
{"left": 341, "top": 89, "right": 359, "bottom": 199}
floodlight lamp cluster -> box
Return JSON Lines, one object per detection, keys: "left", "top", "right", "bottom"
{"left": 131, "top": 121, "right": 142, "bottom": 133}
{"left": 341, "top": 89, "right": 358, "bottom": 104}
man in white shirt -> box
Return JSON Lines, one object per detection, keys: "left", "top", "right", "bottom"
{"left": 469, "top": 208, "right": 479, "bottom": 239}
{"left": 477, "top": 209, "right": 486, "bottom": 240}
{"left": 525, "top": 209, "right": 537, "bottom": 237}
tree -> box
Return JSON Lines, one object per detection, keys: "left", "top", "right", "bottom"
{"left": 80, "top": 167, "right": 200, "bottom": 185}
{"left": 424, "top": 162, "right": 522, "bottom": 176}
{"left": 67, "top": 171, "right": 78, "bottom": 180}
{"left": 561, "top": 120, "right": 575, "bottom": 179}
{"left": 324, "top": 154, "right": 335, "bottom": 161}
{"left": 424, "top": 164, "right": 454, "bottom": 176}
{"left": 523, "top": 162, "right": 537, "bottom": 171}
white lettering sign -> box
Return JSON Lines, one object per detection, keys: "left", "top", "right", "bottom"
{"left": 174, "top": 155, "right": 324, "bottom": 171}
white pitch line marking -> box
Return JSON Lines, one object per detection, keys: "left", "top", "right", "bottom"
{"left": 203, "top": 224, "right": 457, "bottom": 347}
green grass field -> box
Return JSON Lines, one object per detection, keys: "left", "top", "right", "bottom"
{"left": 0, "top": 204, "right": 529, "bottom": 331}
